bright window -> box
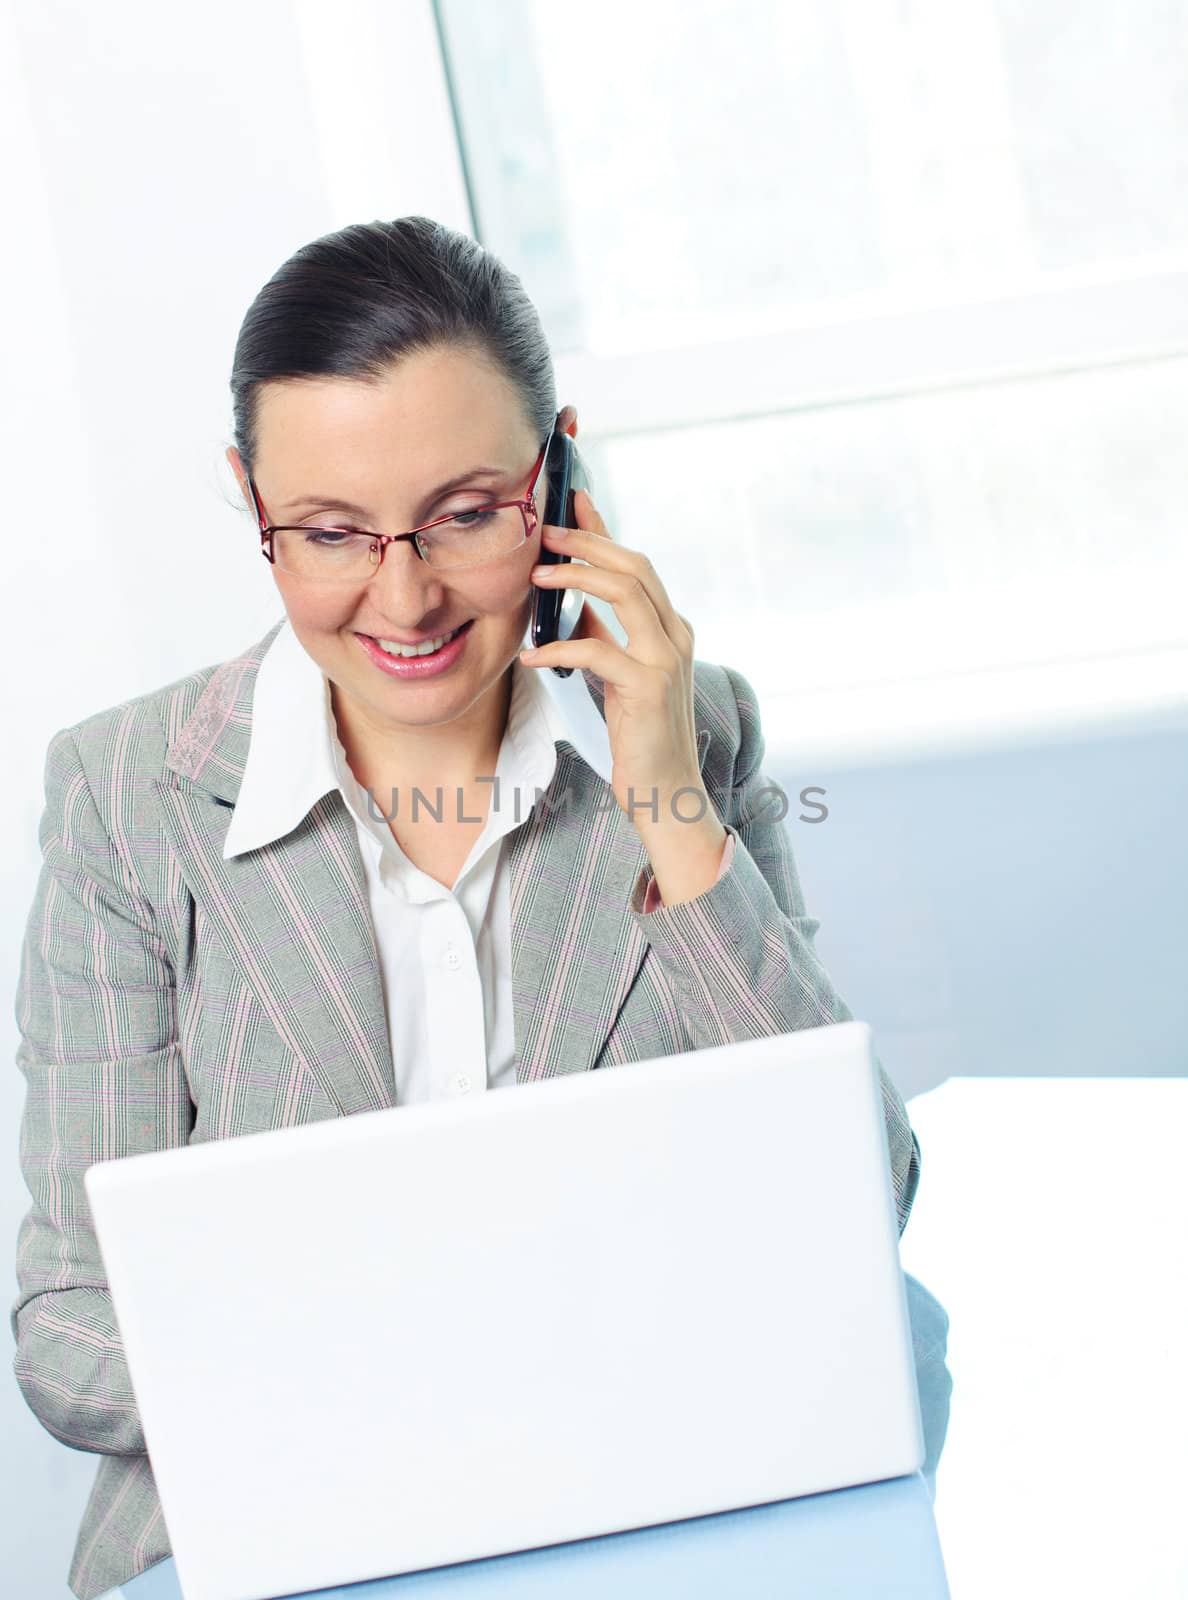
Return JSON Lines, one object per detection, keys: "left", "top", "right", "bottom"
{"left": 435, "top": 0, "right": 1188, "bottom": 758}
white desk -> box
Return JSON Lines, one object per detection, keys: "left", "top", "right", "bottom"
{"left": 899, "top": 1077, "right": 1188, "bottom": 1600}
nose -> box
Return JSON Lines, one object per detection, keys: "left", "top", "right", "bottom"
{"left": 359, "top": 535, "right": 450, "bottom": 624}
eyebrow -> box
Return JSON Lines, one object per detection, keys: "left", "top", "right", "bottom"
{"left": 280, "top": 466, "right": 512, "bottom": 522}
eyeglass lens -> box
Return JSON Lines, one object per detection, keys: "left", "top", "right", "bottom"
{"left": 272, "top": 504, "right": 529, "bottom": 580}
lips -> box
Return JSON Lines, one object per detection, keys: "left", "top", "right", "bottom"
{"left": 354, "top": 620, "right": 474, "bottom": 679}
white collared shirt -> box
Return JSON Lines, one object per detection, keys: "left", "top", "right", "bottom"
{"left": 223, "top": 617, "right": 616, "bottom": 1106}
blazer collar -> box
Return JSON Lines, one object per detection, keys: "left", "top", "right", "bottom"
{"left": 161, "top": 620, "right": 281, "bottom": 804}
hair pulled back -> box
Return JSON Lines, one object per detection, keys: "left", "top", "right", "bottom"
{"left": 229, "top": 216, "right": 557, "bottom": 478}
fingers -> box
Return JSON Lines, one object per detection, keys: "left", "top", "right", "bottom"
{"left": 529, "top": 557, "right": 681, "bottom": 670}
{"left": 540, "top": 490, "right": 689, "bottom": 651}
{"left": 520, "top": 631, "right": 674, "bottom": 695}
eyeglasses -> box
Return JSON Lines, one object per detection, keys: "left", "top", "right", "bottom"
{"left": 245, "top": 430, "right": 552, "bottom": 583}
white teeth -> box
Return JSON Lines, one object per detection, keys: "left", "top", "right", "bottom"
{"left": 377, "top": 626, "right": 462, "bottom": 659}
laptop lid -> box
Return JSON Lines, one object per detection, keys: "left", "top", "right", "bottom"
{"left": 85, "top": 1019, "right": 923, "bottom": 1600}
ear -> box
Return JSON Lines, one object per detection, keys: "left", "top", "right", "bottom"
{"left": 225, "top": 444, "right": 251, "bottom": 505}
{"left": 556, "top": 403, "right": 578, "bottom": 440}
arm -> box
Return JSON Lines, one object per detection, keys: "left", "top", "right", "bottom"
{"left": 629, "top": 666, "right": 921, "bottom": 1236}
{"left": 11, "top": 727, "right": 194, "bottom": 1454}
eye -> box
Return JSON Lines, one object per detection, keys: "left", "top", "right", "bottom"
{"left": 447, "top": 506, "right": 500, "bottom": 528}
{"left": 299, "top": 526, "right": 364, "bottom": 546}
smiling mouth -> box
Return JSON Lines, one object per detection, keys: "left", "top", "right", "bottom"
{"left": 359, "top": 621, "right": 473, "bottom": 658}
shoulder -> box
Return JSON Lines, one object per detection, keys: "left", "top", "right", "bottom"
{"left": 689, "top": 657, "right": 767, "bottom": 789}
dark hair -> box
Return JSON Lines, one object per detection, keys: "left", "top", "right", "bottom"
{"left": 229, "top": 216, "right": 557, "bottom": 479}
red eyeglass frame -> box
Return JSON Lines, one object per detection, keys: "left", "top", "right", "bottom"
{"left": 245, "top": 430, "right": 553, "bottom": 574}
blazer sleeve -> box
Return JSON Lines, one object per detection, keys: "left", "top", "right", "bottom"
{"left": 10, "top": 726, "right": 194, "bottom": 1455}
{"left": 628, "top": 665, "right": 922, "bottom": 1237}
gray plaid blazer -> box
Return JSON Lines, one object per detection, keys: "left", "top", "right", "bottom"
{"left": 11, "top": 619, "right": 921, "bottom": 1599}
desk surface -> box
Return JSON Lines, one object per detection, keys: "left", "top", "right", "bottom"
{"left": 97, "top": 1077, "right": 1188, "bottom": 1600}
{"left": 899, "top": 1077, "right": 1188, "bottom": 1600}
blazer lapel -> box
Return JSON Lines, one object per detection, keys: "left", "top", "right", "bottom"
{"left": 507, "top": 670, "right": 651, "bottom": 1083}
{"left": 156, "top": 630, "right": 395, "bottom": 1116}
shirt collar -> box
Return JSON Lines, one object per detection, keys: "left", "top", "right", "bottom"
{"left": 222, "top": 616, "right": 613, "bottom": 861}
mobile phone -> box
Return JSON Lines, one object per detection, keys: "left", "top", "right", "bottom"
{"left": 530, "top": 428, "right": 589, "bottom": 678}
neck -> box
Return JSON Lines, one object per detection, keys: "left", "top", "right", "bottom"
{"left": 330, "top": 670, "right": 512, "bottom": 797}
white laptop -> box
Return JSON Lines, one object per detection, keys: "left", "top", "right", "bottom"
{"left": 84, "top": 1019, "right": 924, "bottom": 1600}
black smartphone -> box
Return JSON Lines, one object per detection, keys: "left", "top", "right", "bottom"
{"left": 530, "top": 428, "right": 589, "bottom": 678}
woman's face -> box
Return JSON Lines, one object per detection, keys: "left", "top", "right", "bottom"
{"left": 227, "top": 344, "right": 567, "bottom": 760}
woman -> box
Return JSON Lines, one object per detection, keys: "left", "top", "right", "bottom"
{"left": 12, "top": 216, "right": 922, "bottom": 1600}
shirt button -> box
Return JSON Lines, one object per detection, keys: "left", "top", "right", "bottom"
{"left": 444, "top": 944, "right": 461, "bottom": 970}
{"left": 453, "top": 1073, "right": 472, "bottom": 1094}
